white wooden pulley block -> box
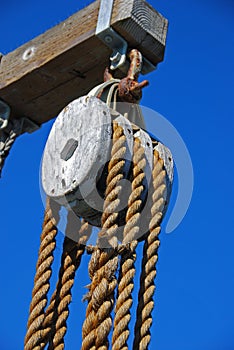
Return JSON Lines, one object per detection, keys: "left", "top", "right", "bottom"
{"left": 42, "top": 96, "right": 134, "bottom": 226}
{"left": 42, "top": 90, "right": 174, "bottom": 229}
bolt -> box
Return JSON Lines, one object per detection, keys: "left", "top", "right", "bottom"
{"left": 104, "top": 35, "right": 113, "bottom": 44}
{"left": 110, "top": 51, "right": 121, "bottom": 63}
{"left": 22, "top": 46, "right": 36, "bottom": 61}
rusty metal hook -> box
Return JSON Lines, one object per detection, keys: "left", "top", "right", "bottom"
{"left": 103, "top": 49, "right": 149, "bottom": 104}
{"left": 118, "top": 49, "right": 149, "bottom": 104}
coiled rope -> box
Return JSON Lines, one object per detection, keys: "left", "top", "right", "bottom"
{"left": 133, "top": 150, "right": 167, "bottom": 350}
{"left": 112, "top": 137, "right": 146, "bottom": 350}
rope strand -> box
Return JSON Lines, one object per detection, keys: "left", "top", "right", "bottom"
{"left": 133, "top": 150, "right": 167, "bottom": 350}
{"left": 24, "top": 198, "right": 60, "bottom": 350}
{"left": 44, "top": 216, "right": 92, "bottom": 350}
{"left": 112, "top": 138, "right": 146, "bottom": 350}
{"left": 81, "top": 121, "right": 127, "bottom": 350}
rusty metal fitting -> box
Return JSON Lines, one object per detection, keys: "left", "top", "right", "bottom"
{"left": 118, "top": 49, "right": 149, "bottom": 104}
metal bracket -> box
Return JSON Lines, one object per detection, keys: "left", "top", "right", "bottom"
{"left": 96, "top": 0, "right": 156, "bottom": 74}
{"left": 17, "top": 117, "right": 40, "bottom": 134}
{"left": 96, "top": 0, "right": 127, "bottom": 71}
{"left": 0, "top": 97, "right": 40, "bottom": 176}
{"left": 0, "top": 98, "right": 40, "bottom": 135}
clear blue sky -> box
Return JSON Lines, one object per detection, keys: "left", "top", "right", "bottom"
{"left": 0, "top": 1, "right": 234, "bottom": 349}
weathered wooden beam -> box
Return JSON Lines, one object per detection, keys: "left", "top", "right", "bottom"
{"left": 0, "top": 0, "right": 168, "bottom": 125}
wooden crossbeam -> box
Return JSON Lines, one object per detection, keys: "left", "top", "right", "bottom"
{"left": 0, "top": 0, "right": 168, "bottom": 125}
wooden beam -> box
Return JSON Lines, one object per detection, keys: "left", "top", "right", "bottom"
{"left": 0, "top": 0, "right": 168, "bottom": 125}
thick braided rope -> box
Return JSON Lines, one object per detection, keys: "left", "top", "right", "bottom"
{"left": 24, "top": 198, "right": 60, "bottom": 350}
{"left": 112, "top": 137, "right": 146, "bottom": 350}
{"left": 89, "top": 249, "right": 119, "bottom": 350}
{"left": 81, "top": 248, "right": 101, "bottom": 350}
{"left": 81, "top": 121, "right": 126, "bottom": 350}
{"left": 41, "top": 218, "right": 92, "bottom": 350}
{"left": 0, "top": 129, "right": 17, "bottom": 177}
{"left": 100, "top": 121, "right": 127, "bottom": 248}
{"left": 133, "top": 150, "right": 167, "bottom": 350}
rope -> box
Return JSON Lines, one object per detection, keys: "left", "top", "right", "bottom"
{"left": 100, "top": 120, "right": 127, "bottom": 248}
{"left": 24, "top": 198, "right": 60, "bottom": 350}
{"left": 0, "top": 129, "right": 17, "bottom": 177}
{"left": 112, "top": 137, "right": 146, "bottom": 350}
{"left": 133, "top": 150, "right": 167, "bottom": 350}
{"left": 41, "top": 216, "right": 92, "bottom": 350}
{"left": 81, "top": 248, "right": 100, "bottom": 350}
{"left": 81, "top": 121, "right": 127, "bottom": 350}
{"left": 22, "top": 62, "right": 170, "bottom": 350}
{"left": 85, "top": 249, "right": 119, "bottom": 350}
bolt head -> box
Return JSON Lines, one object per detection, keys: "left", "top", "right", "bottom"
{"left": 22, "top": 46, "right": 36, "bottom": 61}
{"left": 104, "top": 35, "right": 113, "bottom": 44}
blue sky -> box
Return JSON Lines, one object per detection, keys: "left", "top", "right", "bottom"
{"left": 0, "top": 1, "right": 234, "bottom": 349}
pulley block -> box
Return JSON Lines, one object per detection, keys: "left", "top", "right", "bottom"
{"left": 42, "top": 80, "right": 173, "bottom": 231}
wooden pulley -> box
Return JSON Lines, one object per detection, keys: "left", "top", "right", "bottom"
{"left": 42, "top": 78, "right": 173, "bottom": 229}
{"left": 42, "top": 94, "right": 135, "bottom": 226}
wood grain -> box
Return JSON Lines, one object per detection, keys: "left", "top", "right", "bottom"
{"left": 42, "top": 96, "right": 112, "bottom": 199}
{"left": 0, "top": 0, "right": 168, "bottom": 125}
